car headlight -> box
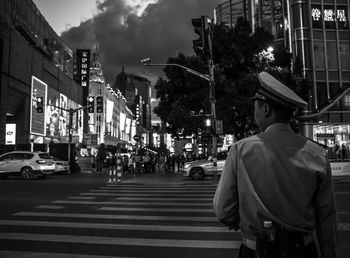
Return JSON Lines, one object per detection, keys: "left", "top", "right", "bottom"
{"left": 184, "top": 164, "right": 190, "bottom": 169}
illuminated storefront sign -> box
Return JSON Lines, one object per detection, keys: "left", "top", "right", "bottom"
{"left": 76, "top": 49, "right": 91, "bottom": 87}
{"left": 312, "top": 5, "right": 348, "bottom": 29}
{"left": 5, "top": 124, "right": 16, "bottom": 145}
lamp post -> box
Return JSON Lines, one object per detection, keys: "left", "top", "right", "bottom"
{"left": 141, "top": 54, "right": 218, "bottom": 182}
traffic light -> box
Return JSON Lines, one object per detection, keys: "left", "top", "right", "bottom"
{"left": 87, "top": 96, "right": 95, "bottom": 113}
{"left": 191, "top": 16, "right": 208, "bottom": 55}
{"left": 96, "top": 96, "right": 103, "bottom": 113}
{"left": 204, "top": 117, "right": 212, "bottom": 134}
{"left": 36, "top": 97, "right": 44, "bottom": 113}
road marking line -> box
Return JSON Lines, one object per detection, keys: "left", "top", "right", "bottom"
{"left": 0, "top": 220, "right": 229, "bottom": 232}
{"left": 80, "top": 193, "right": 212, "bottom": 200}
{"left": 53, "top": 200, "right": 212, "bottom": 207}
{"left": 90, "top": 191, "right": 214, "bottom": 197}
{"left": 335, "top": 192, "right": 350, "bottom": 195}
{"left": 116, "top": 197, "right": 212, "bottom": 201}
{"left": 68, "top": 196, "right": 96, "bottom": 200}
{"left": 35, "top": 205, "right": 64, "bottom": 210}
{"left": 14, "top": 212, "right": 219, "bottom": 221}
{"left": 97, "top": 188, "right": 215, "bottom": 193}
{"left": 99, "top": 207, "right": 214, "bottom": 212}
{"left": 0, "top": 251, "right": 135, "bottom": 258}
{"left": 0, "top": 232, "right": 240, "bottom": 249}
{"left": 105, "top": 185, "right": 217, "bottom": 189}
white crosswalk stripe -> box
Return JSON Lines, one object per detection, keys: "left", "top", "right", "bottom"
{"left": 0, "top": 179, "right": 239, "bottom": 258}
{"left": 0, "top": 177, "right": 349, "bottom": 258}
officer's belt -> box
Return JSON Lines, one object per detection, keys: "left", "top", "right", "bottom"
{"left": 242, "top": 233, "right": 313, "bottom": 251}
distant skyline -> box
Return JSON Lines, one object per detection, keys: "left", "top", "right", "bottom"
{"left": 33, "top": 0, "right": 221, "bottom": 85}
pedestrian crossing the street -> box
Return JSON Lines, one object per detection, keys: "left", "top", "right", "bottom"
{"left": 0, "top": 181, "right": 241, "bottom": 258}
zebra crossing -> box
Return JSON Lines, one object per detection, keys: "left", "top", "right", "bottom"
{"left": 0, "top": 181, "right": 241, "bottom": 258}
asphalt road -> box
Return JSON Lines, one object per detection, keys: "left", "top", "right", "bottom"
{"left": 0, "top": 172, "right": 349, "bottom": 258}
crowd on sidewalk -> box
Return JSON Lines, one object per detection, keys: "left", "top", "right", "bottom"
{"left": 90, "top": 143, "right": 188, "bottom": 174}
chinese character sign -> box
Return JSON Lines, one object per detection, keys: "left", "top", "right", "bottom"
{"left": 312, "top": 5, "right": 348, "bottom": 29}
{"left": 312, "top": 8, "right": 321, "bottom": 21}
{"left": 76, "top": 49, "right": 91, "bottom": 88}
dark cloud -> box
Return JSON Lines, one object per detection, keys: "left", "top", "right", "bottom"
{"left": 61, "top": 0, "right": 221, "bottom": 85}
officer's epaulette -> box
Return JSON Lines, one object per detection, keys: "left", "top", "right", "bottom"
{"left": 303, "top": 136, "right": 328, "bottom": 149}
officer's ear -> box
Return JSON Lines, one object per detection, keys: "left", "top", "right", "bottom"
{"left": 263, "top": 102, "right": 272, "bottom": 117}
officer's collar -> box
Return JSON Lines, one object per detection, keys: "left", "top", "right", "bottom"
{"left": 265, "top": 123, "right": 293, "bottom": 133}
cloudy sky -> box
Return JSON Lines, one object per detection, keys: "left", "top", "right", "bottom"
{"left": 33, "top": 0, "right": 222, "bottom": 85}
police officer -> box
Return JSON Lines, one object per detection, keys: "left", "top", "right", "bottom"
{"left": 213, "top": 72, "right": 338, "bottom": 258}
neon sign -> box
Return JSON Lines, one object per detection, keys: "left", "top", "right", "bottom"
{"left": 76, "top": 49, "right": 91, "bottom": 87}
{"left": 312, "top": 6, "right": 348, "bottom": 29}
{"left": 312, "top": 8, "right": 347, "bottom": 23}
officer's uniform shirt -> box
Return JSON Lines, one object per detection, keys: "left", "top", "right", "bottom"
{"left": 213, "top": 123, "right": 338, "bottom": 258}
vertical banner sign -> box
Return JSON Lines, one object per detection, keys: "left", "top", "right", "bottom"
{"left": 76, "top": 49, "right": 91, "bottom": 89}
{"left": 30, "top": 76, "right": 47, "bottom": 136}
{"left": 77, "top": 49, "right": 91, "bottom": 134}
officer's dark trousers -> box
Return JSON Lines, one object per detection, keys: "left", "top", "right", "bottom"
{"left": 238, "top": 242, "right": 318, "bottom": 258}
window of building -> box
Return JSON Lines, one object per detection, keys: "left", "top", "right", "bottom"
{"left": 327, "top": 41, "right": 338, "bottom": 69}
{"left": 317, "top": 82, "right": 328, "bottom": 107}
{"left": 339, "top": 42, "right": 350, "bottom": 70}
{"left": 314, "top": 41, "right": 325, "bottom": 69}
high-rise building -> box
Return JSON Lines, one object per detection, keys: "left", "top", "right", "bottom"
{"left": 215, "top": 0, "right": 350, "bottom": 148}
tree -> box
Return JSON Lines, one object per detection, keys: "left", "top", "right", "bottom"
{"left": 154, "top": 17, "right": 308, "bottom": 140}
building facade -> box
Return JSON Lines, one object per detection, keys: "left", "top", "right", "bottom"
{"left": 87, "top": 53, "right": 135, "bottom": 152}
{"left": 113, "top": 68, "right": 152, "bottom": 147}
{"left": 215, "top": 0, "right": 350, "bottom": 149}
{"left": 0, "top": 0, "right": 83, "bottom": 149}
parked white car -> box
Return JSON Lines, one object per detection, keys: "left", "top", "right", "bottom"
{"left": 51, "top": 156, "right": 70, "bottom": 173}
{"left": 0, "top": 151, "right": 55, "bottom": 179}
{"left": 183, "top": 151, "right": 228, "bottom": 180}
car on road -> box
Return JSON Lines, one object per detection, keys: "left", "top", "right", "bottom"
{"left": 183, "top": 151, "right": 228, "bottom": 180}
{"left": 0, "top": 151, "right": 55, "bottom": 179}
{"left": 51, "top": 156, "right": 70, "bottom": 174}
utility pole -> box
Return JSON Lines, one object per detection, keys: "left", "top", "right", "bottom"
{"left": 207, "top": 17, "right": 218, "bottom": 182}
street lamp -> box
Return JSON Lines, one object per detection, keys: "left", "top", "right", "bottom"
{"left": 140, "top": 58, "right": 210, "bottom": 81}
{"left": 141, "top": 54, "right": 218, "bottom": 182}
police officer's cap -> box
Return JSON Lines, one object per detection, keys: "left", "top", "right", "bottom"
{"left": 251, "top": 72, "right": 307, "bottom": 109}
